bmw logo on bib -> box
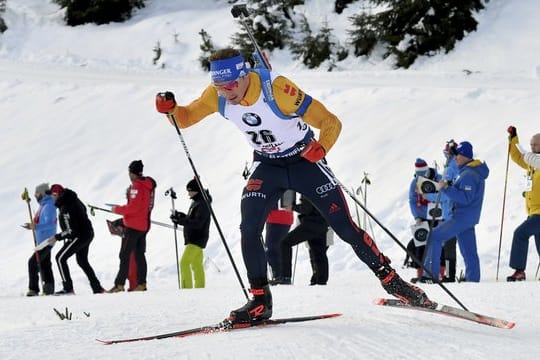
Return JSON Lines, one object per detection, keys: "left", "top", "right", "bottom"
{"left": 242, "top": 113, "right": 262, "bottom": 127}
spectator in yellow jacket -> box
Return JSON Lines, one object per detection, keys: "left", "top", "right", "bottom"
{"left": 506, "top": 127, "right": 540, "bottom": 281}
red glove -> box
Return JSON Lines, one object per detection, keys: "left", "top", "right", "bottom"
{"left": 507, "top": 125, "right": 517, "bottom": 140}
{"left": 155, "top": 91, "right": 176, "bottom": 114}
{"left": 301, "top": 141, "right": 326, "bottom": 163}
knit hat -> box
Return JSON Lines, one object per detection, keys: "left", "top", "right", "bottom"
{"left": 35, "top": 183, "right": 50, "bottom": 196}
{"left": 50, "top": 184, "right": 64, "bottom": 196}
{"left": 415, "top": 158, "right": 429, "bottom": 176}
{"left": 456, "top": 141, "right": 473, "bottom": 159}
{"left": 186, "top": 178, "right": 200, "bottom": 193}
{"left": 128, "top": 160, "right": 144, "bottom": 176}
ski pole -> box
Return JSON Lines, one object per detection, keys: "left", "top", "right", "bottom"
{"left": 21, "top": 188, "right": 45, "bottom": 289}
{"left": 535, "top": 260, "right": 540, "bottom": 280}
{"left": 291, "top": 244, "right": 299, "bottom": 285}
{"left": 357, "top": 176, "right": 377, "bottom": 241}
{"left": 165, "top": 187, "right": 181, "bottom": 290}
{"left": 167, "top": 112, "right": 249, "bottom": 300}
{"left": 496, "top": 143, "right": 511, "bottom": 281}
{"left": 231, "top": 4, "right": 271, "bottom": 70}
{"left": 361, "top": 172, "right": 371, "bottom": 228}
{"left": 87, "top": 204, "right": 176, "bottom": 230}
{"left": 323, "top": 164, "right": 469, "bottom": 311}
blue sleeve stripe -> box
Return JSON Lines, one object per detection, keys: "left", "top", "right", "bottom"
{"left": 295, "top": 95, "right": 312, "bottom": 116}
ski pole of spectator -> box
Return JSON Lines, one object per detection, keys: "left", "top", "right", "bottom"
{"left": 291, "top": 244, "right": 299, "bottom": 284}
{"left": 495, "top": 143, "right": 511, "bottom": 281}
{"left": 165, "top": 187, "right": 181, "bottom": 290}
{"left": 361, "top": 172, "right": 371, "bottom": 228}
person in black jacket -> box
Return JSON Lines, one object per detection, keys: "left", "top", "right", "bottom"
{"left": 276, "top": 195, "right": 330, "bottom": 285}
{"left": 170, "top": 178, "right": 211, "bottom": 288}
{"left": 50, "top": 184, "right": 104, "bottom": 295}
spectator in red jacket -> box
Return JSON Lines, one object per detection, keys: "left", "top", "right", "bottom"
{"left": 108, "top": 160, "right": 156, "bottom": 293}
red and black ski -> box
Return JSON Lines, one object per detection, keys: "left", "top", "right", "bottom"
{"left": 96, "top": 313, "right": 342, "bottom": 345}
{"left": 374, "top": 298, "right": 515, "bottom": 329}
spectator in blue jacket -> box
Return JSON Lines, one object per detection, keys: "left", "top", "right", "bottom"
{"left": 22, "top": 183, "right": 57, "bottom": 296}
{"left": 422, "top": 141, "right": 489, "bottom": 282}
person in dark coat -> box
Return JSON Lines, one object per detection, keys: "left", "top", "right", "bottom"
{"left": 171, "top": 178, "right": 212, "bottom": 288}
{"left": 276, "top": 195, "right": 330, "bottom": 285}
{"left": 51, "top": 184, "right": 104, "bottom": 295}
{"left": 108, "top": 160, "right": 157, "bottom": 292}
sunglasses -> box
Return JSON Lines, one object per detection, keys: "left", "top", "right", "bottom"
{"left": 213, "top": 78, "right": 241, "bottom": 91}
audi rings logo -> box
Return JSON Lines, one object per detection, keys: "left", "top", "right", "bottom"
{"left": 316, "top": 182, "right": 335, "bottom": 195}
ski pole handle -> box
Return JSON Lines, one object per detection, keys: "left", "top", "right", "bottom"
{"left": 231, "top": 4, "right": 249, "bottom": 18}
{"left": 21, "top": 187, "right": 31, "bottom": 202}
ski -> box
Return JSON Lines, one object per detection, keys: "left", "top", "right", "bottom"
{"left": 87, "top": 204, "right": 175, "bottom": 230}
{"left": 374, "top": 298, "right": 515, "bottom": 329}
{"left": 96, "top": 313, "right": 342, "bottom": 345}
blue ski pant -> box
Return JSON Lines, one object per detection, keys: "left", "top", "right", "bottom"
{"left": 509, "top": 214, "right": 540, "bottom": 271}
{"left": 240, "top": 154, "right": 386, "bottom": 287}
{"left": 422, "top": 218, "right": 480, "bottom": 282}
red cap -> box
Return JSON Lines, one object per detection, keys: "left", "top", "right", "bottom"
{"left": 50, "top": 184, "right": 64, "bottom": 195}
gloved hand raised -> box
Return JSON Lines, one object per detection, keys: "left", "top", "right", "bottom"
{"left": 170, "top": 210, "right": 187, "bottom": 225}
{"left": 507, "top": 126, "right": 517, "bottom": 141}
{"left": 156, "top": 91, "right": 176, "bottom": 114}
{"left": 301, "top": 141, "right": 326, "bottom": 163}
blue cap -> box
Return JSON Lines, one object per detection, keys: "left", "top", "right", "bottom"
{"left": 210, "top": 55, "right": 248, "bottom": 84}
{"left": 456, "top": 141, "right": 473, "bottom": 159}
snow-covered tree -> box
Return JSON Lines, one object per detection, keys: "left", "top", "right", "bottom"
{"left": 198, "top": 29, "right": 216, "bottom": 71}
{"left": 348, "top": 0, "right": 487, "bottom": 68}
{"left": 54, "top": 0, "right": 146, "bottom": 26}
{"left": 230, "top": 0, "right": 302, "bottom": 61}
{"left": 0, "top": 0, "right": 7, "bottom": 33}
{"left": 290, "top": 15, "right": 348, "bottom": 70}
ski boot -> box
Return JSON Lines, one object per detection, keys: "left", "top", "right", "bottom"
{"left": 377, "top": 263, "right": 432, "bottom": 307}
{"left": 229, "top": 285, "right": 273, "bottom": 324}
{"left": 506, "top": 270, "right": 525, "bottom": 282}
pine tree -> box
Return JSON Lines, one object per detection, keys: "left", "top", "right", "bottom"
{"left": 54, "top": 0, "right": 146, "bottom": 26}
{"left": 0, "top": 0, "right": 7, "bottom": 33}
{"left": 198, "top": 29, "right": 216, "bottom": 71}
{"left": 348, "top": 0, "right": 487, "bottom": 68}
{"left": 290, "top": 16, "right": 347, "bottom": 70}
